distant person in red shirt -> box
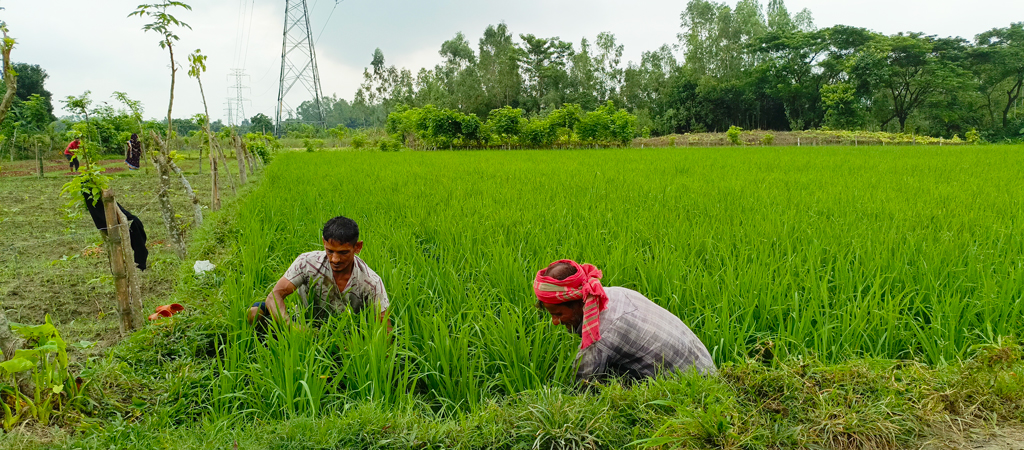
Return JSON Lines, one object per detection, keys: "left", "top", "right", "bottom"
{"left": 64, "top": 138, "right": 81, "bottom": 172}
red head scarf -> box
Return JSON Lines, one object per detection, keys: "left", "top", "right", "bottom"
{"left": 533, "top": 259, "right": 609, "bottom": 350}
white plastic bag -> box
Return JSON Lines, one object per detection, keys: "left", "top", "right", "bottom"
{"left": 193, "top": 260, "right": 216, "bottom": 275}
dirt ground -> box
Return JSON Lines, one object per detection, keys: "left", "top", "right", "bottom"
{"left": 0, "top": 154, "right": 241, "bottom": 358}
{"left": 0, "top": 157, "right": 132, "bottom": 178}
{"left": 924, "top": 425, "right": 1024, "bottom": 450}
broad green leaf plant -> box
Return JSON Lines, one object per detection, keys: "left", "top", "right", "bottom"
{"left": 0, "top": 315, "right": 90, "bottom": 429}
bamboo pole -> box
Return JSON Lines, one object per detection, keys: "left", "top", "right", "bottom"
{"left": 35, "top": 140, "right": 43, "bottom": 178}
{"left": 102, "top": 190, "right": 136, "bottom": 335}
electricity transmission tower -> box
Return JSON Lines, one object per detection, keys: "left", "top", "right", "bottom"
{"left": 228, "top": 69, "right": 251, "bottom": 127}
{"left": 275, "top": 0, "right": 326, "bottom": 135}
{"left": 224, "top": 102, "right": 233, "bottom": 128}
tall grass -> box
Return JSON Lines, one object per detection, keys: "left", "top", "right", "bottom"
{"left": 215, "top": 145, "right": 1024, "bottom": 416}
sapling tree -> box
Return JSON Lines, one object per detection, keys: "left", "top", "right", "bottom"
{"left": 60, "top": 91, "right": 95, "bottom": 168}
{"left": 0, "top": 22, "right": 16, "bottom": 126}
{"left": 188, "top": 49, "right": 236, "bottom": 209}
{"left": 128, "top": 0, "right": 195, "bottom": 259}
{"left": 58, "top": 95, "right": 115, "bottom": 232}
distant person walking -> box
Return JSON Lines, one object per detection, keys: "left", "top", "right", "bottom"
{"left": 533, "top": 259, "right": 716, "bottom": 383}
{"left": 125, "top": 133, "right": 142, "bottom": 170}
{"left": 64, "top": 138, "right": 81, "bottom": 172}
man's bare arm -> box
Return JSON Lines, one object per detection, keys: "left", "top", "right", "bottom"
{"left": 265, "top": 277, "right": 297, "bottom": 323}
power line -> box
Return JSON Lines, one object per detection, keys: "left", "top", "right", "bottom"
{"left": 232, "top": 0, "right": 246, "bottom": 67}
{"left": 315, "top": 0, "right": 344, "bottom": 45}
{"left": 241, "top": 0, "right": 256, "bottom": 69}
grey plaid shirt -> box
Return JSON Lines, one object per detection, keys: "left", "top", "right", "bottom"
{"left": 575, "top": 287, "right": 716, "bottom": 382}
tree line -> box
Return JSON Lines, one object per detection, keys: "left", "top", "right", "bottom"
{"left": 290, "top": 0, "right": 1023, "bottom": 141}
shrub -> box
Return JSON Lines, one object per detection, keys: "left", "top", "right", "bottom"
{"left": 966, "top": 128, "right": 981, "bottom": 144}
{"left": 610, "top": 109, "right": 638, "bottom": 146}
{"left": 350, "top": 133, "right": 368, "bottom": 149}
{"left": 521, "top": 116, "right": 557, "bottom": 148}
{"left": 727, "top": 125, "right": 743, "bottom": 145}
{"left": 378, "top": 135, "right": 402, "bottom": 152}
{"left": 577, "top": 111, "right": 611, "bottom": 144}
{"left": 245, "top": 132, "right": 279, "bottom": 163}
{"left": 488, "top": 106, "right": 525, "bottom": 148}
{"left": 459, "top": 113, "right": 484, "bottom": 145}
{"left": 285, "top": 123, "right": 319, "bottom": 139}
{"left": 548, "top": 104, "right": 583, "bottom": 143}
{"left": 761, "top": 133, "right": 775, "bottom": 146}
{"left": 303, "top": 138, "right": 324, "bottom": 153}
{"left": 326, "top": 125, "right": 348, "bottom": 142}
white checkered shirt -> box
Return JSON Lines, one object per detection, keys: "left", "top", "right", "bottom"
{"left": 575, "top": 287, "right": 716, "bottom": 381}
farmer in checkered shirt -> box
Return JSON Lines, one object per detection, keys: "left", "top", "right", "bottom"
{"left": 533, "top": 259, "right": 715, "bottom": 382}
{"left": 248, "top": 216, "right": 389, "bottom": 328}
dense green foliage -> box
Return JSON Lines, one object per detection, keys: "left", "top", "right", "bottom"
{"left": 385, "top": 101, "right": 636, "bottom": 149}
{"left": 289, "top": 2, "right": 1023, "bottom": 142}
{"left": 202, "top": 146, "right": 1024, "bottom": 421}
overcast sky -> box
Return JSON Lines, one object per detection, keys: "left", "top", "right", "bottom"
{"left": 6, "top": 0, "right": 1023, "bottom": 123}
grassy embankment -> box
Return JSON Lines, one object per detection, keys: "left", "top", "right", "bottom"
{"left": 0, "top": 154, "right": 256, "bottom": 347}
{"left": 2, "top": 146, "right": 1023, "bottom": 449}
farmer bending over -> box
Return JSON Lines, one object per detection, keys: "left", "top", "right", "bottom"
{"left": 64, "top": 138, "right": 81, "bottom": 172}
{"left": 534, "top": 259, "right": 715, "bottom": 382}
{"left": 249, "top": 216, "right": 389, "bottom": 327}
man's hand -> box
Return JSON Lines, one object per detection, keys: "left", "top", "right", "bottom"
{"left": 265, "top": 277, "right": 297, "bottom": 324}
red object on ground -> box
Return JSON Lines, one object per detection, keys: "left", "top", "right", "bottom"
{"left": 147, "top": 303, "right": 185, "bottom": 321}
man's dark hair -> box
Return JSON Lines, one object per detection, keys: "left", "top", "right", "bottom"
{"left": 322, "top": 216, "right": 359, "bottom": 245}
{"left": 544, "top": 261, "right": 577, "bottom": 281}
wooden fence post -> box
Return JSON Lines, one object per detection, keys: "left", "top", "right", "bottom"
{"left": 115, "top": 207, "right": 144, "bottom": 331}
{"left": 101, "top": 190, "right": 140, "bottom": 335}
{"left": 34, "top": 140, "right": 43, "bottom": 178}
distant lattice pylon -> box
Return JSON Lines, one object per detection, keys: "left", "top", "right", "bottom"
{"left": 275, "top": 0, "right": 326, "bottom": 135}
{"left": 229, "top": 69, "right": 250, "bottom": 126}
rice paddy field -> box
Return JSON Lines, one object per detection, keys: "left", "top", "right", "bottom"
{"left": 212, "top": 145, "right": 1024, "bottom": 419}
{"left": 6, "top": 144, "right": 1024, "bottom": 449}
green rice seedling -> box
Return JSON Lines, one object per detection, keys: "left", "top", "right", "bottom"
{"left": 483, "top": 302, "right": 576, "bottom": 396}
{"left": 210, "top": 145, "right": 1023, "bottom": 414}
{"left": 324, "top": 311, "right": 419, "bottom": 407}
{"left": 241, "top": 318, "right": 336, "bottom": 420}
{"left": 414, "top": 313, "right": 490, "bottom": 412}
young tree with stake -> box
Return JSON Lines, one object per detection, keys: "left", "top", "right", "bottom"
{"left": 187, "top": 49, "right": 234, "bottom": 210}
{"left": 128, "top": 1, "right": 197, "bottom": 259}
